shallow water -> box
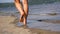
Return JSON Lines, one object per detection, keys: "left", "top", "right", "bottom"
{"left": 16, "top": 2, "right": 60, "bottom": 32}
{"left": 0, "top": 2, "right": 60, "bottom": 32}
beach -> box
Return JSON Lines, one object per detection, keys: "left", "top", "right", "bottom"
{"left": 0, "top": 1, "right": 60, "bottom": 34}
{"left": 0, "top": 16, "right": 60, "bottom": 34}
{"left": 0, "top": 12, "right": 60, "bottom": 34}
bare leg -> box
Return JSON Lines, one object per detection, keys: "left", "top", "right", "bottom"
{"left": 14, "top": 0, "right": 28, "bottom": 25}
{"left": 22, "top": 0, "right": 28, "bottom": 25}
{"left": 14, "top": 0, "right": 24, "bottom": 22}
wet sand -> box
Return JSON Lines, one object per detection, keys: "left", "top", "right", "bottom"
{"left": 42, "top": 20, "right": 60, "bottom": 24}
{"left": 0, "top": 2, "right": 60, "bottom": 34}
{"left": 0, "top": 14, "right": 60, "bottom": 34}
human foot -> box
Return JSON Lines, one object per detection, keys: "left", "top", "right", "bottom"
{"left": 23, "top": 15, "right": 27, "bottom": 26}
{"left": 20, "top": 12, "right": 25, "bottom": 22}
{"left": 20, "top": 15, "right": 24, "bottom": 22}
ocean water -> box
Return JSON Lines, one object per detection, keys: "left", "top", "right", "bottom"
{"left": 0, "top": 0, "right": 60, "bottom": 13}
{"left": 0, "top": 0, "right": 60, "bottom": 31}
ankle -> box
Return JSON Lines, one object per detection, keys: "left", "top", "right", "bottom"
{"left": 23, "top": 22, "right": 27, "bottom": 25}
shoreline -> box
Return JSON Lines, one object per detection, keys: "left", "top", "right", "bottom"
{"left": 0, "top": 11, "right": 60, "bottom": 34}
{"left": 0, "top": 15, "right": 60, "bottom": 34}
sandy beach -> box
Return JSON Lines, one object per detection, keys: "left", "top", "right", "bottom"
{"left": 0, "top": 13, "right": 60, "bottom": 34}
{"left": 0, "top": 2, "right": 60, "bottom": 34}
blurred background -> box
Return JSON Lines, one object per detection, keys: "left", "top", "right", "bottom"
{"left": 0, "top": 0, "right": 60, "bottom": 32}
{"left": 0, "top": 0, "right": 60, "bottom": 19}
{"left": 0, "top": 0, "right": 60, "bottom": 12}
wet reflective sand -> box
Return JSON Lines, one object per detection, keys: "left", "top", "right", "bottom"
{"left": 0, "top": 2, "right": 60, "bottom": 34}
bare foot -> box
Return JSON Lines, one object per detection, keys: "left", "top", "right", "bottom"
{"left": 19, "top": 12, "right": 25, "bottom": 22}
{"left": 20, "top": 12, "right": 27, "bottom": 26}
{"left": 20, "top": 15, "right": 24, "bottom": 22}
{"left": 23, "top": 15, "right": 27, "bottom": 26}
